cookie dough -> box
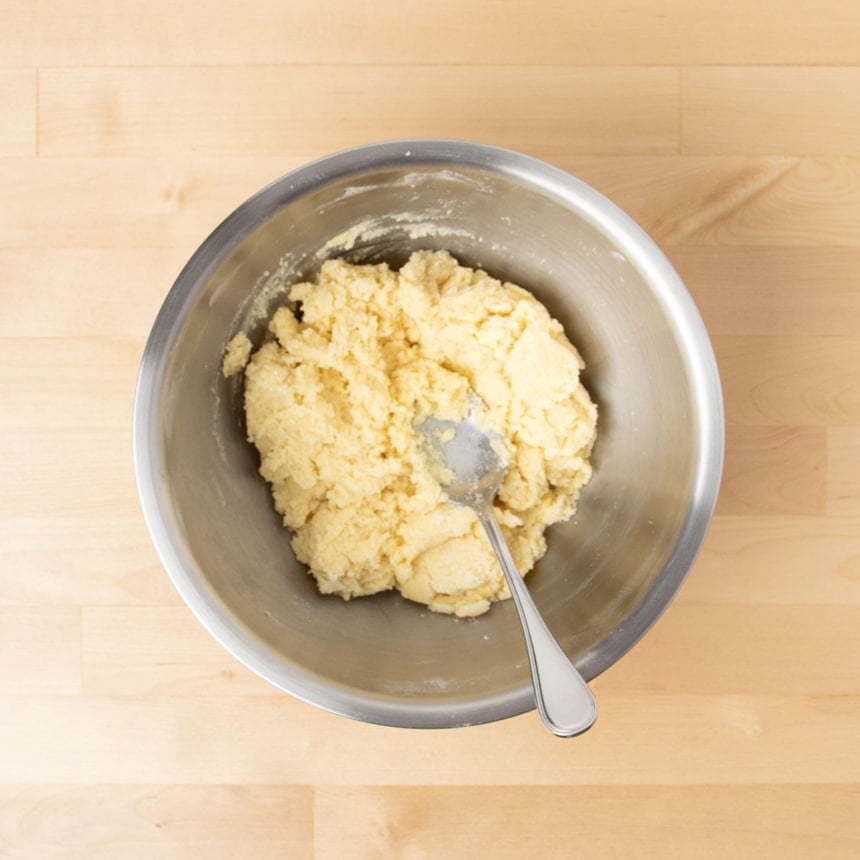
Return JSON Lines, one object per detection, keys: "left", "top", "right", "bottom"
{"left": 226, "top": 250, "right": 597, "bottom": 617}
{"left": 221, "top": 331, "right": 252, "bottom": 378}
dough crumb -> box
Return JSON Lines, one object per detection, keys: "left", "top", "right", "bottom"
{"left": 243, "top": 250, "right": 597, "bottom": 617}
{"left": 222, "top": 331, "right": 252, "bottom": 378}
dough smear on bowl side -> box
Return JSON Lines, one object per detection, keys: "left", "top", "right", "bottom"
{"left": 222, "top": 250, "right": 597, "bottom": 617}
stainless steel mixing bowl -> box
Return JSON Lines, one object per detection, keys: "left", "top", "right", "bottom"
{"left": 134, "top": 139, "right": 723, "bottom": 729}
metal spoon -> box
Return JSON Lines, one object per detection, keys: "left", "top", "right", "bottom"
{"left": 418, "top": 410, "right": 598, "bottom": 737}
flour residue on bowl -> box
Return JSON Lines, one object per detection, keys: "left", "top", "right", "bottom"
{"left": 312, "top": 215, "right": 473, "bottom": 260}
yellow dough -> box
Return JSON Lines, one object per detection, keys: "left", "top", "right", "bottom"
{"left": 226, "top": 250, "right": 597, "bottom": 617}
{"left": 221, "top": 331, "right": 252, "bottom": 378}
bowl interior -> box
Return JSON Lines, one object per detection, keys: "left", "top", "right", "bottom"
{"left": 139, "top": 147, "right": 719, "bottom": 727}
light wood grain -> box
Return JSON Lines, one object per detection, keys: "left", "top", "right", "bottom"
{"left": 683, "top": 67, "right": 860, "bottom": 155}
{"left": 3, "top": 1, "right": 860, "bottom": 856}
{"left": 3, "top": 428, "right": 137, "bottom": 518}
{"left": 3, "top": 784, "right": 854, "bottom": 860}
{"left": 0, "top": 249, "right": 186, "bottom": 337}
{"left": 0, "top": 338, "right": 140, "bottom": 432}
{"left": 600, "top": 603, "right": 859, "bottom": 695}
{"left": 0, "top": 515, "right": 176, "bottom": 607}
{"left": 312, "top": 785, "right": 860, "bottom": 860}
{"left": 718, "top": 426, "right": 827, "bottom": 516}
{"left": 0, "top": 693, "right": 857, "bottom": 785}
{"left": 688, "top": 516, "right": 860, "bottom": 604}
{"left": 79, "top": 602, "right": 860, "bottom": 699}
{"left": 669, "top": 247, "right": 860, "bottom": 335}
{"left": 82, "top": 607, "right": 277, "bottom": 697}
{"left": 6, "top": 0, "right": 860, "bottom": 67}
{"left": 652, "top": 157, "right": 860, "bottom": 245}
{"left": 828, "top": 427, "right": 860, "bottom": 515}
{"left": 38, "top": 66, "right": 680, "bottom": 158}
{"left": 0, "top": 784, "right": 313, "bottom": 859}
{"left": 0, "top": 69, "right": 35, "bottom": 156}
{"left": 4, "top": 156, "right": 860, "bottom": 250}
{"left": 0, "top": 157, "right": 306, "bottom": 248}
{"left": 0, "top": 607, "right": 80, "bottom": 695}
{"left": 564, "top": 156, "right": 860, "bottom": 246}
{"left": 716, "top": 336, "right": 860, "bottom": 426}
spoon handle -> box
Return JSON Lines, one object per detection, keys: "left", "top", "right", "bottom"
{"left": 478, "top": 508, "right": 598, "bottom": 737}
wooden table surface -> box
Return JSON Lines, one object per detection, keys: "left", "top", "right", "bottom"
{"left": 2, "top": 2, "right": 859, "bottom": 857}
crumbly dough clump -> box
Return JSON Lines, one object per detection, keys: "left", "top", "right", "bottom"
{"left": 222, "top": 331, "right": 252, "bottom": 378}
{"left": 228, "top": 250, "right": 597, "bottom": 617}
